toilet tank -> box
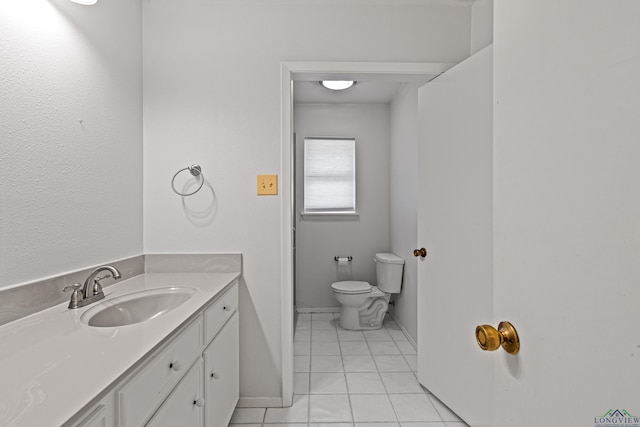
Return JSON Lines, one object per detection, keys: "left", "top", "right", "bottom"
{"left": 375, "top": 253, "right": 405, "bottom": 293}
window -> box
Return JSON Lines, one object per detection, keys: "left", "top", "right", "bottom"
{"left": 303, "top": 137, "right": 356, "bottom": 214}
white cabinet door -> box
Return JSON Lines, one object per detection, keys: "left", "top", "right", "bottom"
{"left": 145, "top": 361, "right": 204, "bottom": 427}
{"left": 72, "top": 405, "right": 110, "bottom": 427}
{"left": 417, "top": 46, "right": 493, "bottom": 426}
{"left": 204, "top": 313, "right": 239, "bottom": 427}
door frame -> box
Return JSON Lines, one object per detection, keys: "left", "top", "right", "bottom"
{"left": 279, "top": 61, "right": 454, "bottom": 406}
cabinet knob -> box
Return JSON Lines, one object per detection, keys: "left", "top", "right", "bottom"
{"left": 210, "top": 372, "right": 219, "bottom": 380}
{"left": 193, "top": 398, "right": 204, "bottom": 407}
{"left": 223, "top": 305, "right": 231, "bottom": 312}
{"left": 169, "top": 361, "right": 182, "bottom": 372}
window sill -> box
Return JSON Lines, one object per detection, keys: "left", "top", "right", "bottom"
{"left": 300, "top": 211, "right": 360, "bottom": 219}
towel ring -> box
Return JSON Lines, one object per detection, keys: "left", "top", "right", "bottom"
{"left": 171, "top": 164, "right": 205, "bottom": 196}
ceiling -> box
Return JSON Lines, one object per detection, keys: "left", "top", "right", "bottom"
{"left": 293, "top": 81, "right": 405, "bottom": 104}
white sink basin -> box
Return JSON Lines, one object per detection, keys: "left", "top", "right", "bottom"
{"left": 81, "top": 287, "right": 196, "bottom": 327}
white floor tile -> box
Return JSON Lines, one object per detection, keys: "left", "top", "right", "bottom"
{"left": 238, "top": 312, "right": 468, "bottom": 427}
{"left": 312, "top": 330, "right": 339, "bottom": 342}
{"left": 345, "top": 372, "right": 387, "bottom": 394}
{"left": 373, "top": 355, "right": 412, "bottom": 372}
{"left": 395, "top": 341, "right": 417, "bottom": 355}
{"left": 343, "top": 355, "right": 378, "bottom": 372}
{"left": 388, "top": 329, "right": 409, "bottom": 342}
{"left": 368, "top": 341, "right": 401, "bottom": 355}
{"left": 340, "top": 341, "right": 371, "bottom": 355}
{"left": 336, "top": 327, "right": 364, "bottom": 338}
{"left": 311, "top": 355, "right": 344, "bottom": 372}
{"left": 403, "top": 355, "right": 418, "bottom": 372}
{"left": 383, "top": 319, "right": 400, "bottom": 329}
{"left": 230, "top": 407, "right": 265, "bottom": 424}
{"left": 428, "top": 395, "right": 464, "bottom": 422}
{"left": 388, "top": 394, "right": 442, "bottom": 422}
{"left": 264, "top": 424, "right": 307, "bottom": 427}
{"left": 296, "top": 320, "right": 312, "bottom": 331}
{"left": 294, "top": 372, "right": 309, "bottom": 394}
{"left": 363, "top": 329, "right": 393, "bottom": 341}
{"left": 400, "top": 423, "right": 446, "bottom": 427}
{"left": 309, "top": 394, "right": 353, "bottom": 422}
{"left": 312, "top": 319, "right": 337, "bottom": 330}
{"left": 312, "top": 313, "right": 335, "bottom": 320}
{"left": 264, "top": 395, "right": 309, "bottom": 423}
{"left": 310, "top": 372, "right": 348, "bottom": 394}
{"left": 311, "top": 341, "right": 341, "bottom": 355}
{"left": 295, "top": 331, "right": 311, "bottom": 342}
{"left": 380, "top": 373, "right": 424, "bottom": 394}
{"left": 294, "top": 341, "right": 311, "bottom": 355}
{"left": 350, "top": 394, "right": 398, "bottom": 422}
{"left": 294, "top": 355, "right": 310, "bottom": 372}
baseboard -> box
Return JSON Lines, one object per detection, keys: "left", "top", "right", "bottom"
{"left": 237, "top": 397, "right": 284, "bottom": 408}
{"left": 296, "top": 307, "right": 340, "bottom": 314}
{"left": 388, "top": 312, "right": 417, "bottom": 350}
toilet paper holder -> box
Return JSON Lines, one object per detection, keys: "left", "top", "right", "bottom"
{"left": 334, "top": 256, "right": 353, "bottom": 262}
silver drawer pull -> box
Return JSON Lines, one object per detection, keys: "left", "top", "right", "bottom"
{"left": 193, "top": 398, "right": 204, "bottom": 407}
{"left": 210, "top": 372, "right": 219, "bottom": 380}
{"left": 169, "top": 361, "right": 182, "bottom": 372}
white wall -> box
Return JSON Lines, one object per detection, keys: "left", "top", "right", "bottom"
{"left": 470, "top": 0, "right": 493, "bottom": 55}
{"left": 0, "top": 0, "right": 142, "bottom": 289}
{"left": 143, "top": 0, "right": 472, "bottom": 401}
{"left": 389, "top": 83, "right": 420, "bottom": 343}
{"left": 294, "top": 103, "right": 391, "bottom": 310}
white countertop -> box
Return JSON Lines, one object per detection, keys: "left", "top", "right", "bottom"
{"left": 0, "top": 272, "right": 239, "bottom": 427}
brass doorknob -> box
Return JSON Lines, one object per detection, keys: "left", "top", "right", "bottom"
{"left": 475, "top": 321, "right": 520, "bottom": 355}
{"left": 413, "top": 248, "right": 427, "bottom": 258}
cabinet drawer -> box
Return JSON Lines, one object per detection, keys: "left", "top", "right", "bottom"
{"left": 204, "top": 282, "right": 238, "bottom": 344}
{"left": 118, "top": 317, "right": 203, "bottom": 427}
{"left": 145, "top": 359, "right": 204, "bottom": 427}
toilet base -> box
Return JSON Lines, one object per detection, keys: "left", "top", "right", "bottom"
{"left": 337, "top": 293, "right": 390, "bottom": 330}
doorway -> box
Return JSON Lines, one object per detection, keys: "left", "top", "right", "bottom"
{"left": 280, "top": 61, "right": 453, "bottom": 406}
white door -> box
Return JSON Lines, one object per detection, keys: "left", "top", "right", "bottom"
{"left": 492, "top": 2, "right": 640, "bottom": 425}
{"left": 417, "top": 45, "right": 494, "bottom": 426}
{"left": 418, "top": 2, "right": 640, "bottom": 426}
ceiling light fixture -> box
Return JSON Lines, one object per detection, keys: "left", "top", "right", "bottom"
{"left": 69, "top": 0, "right": 98, "bottom": 5}
{"left": 320, "top": 80, "right": 356, "bottom": 91}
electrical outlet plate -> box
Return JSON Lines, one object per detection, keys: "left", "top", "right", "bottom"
{"left": 257, "top": 174, "right": 278, "bottom": 195}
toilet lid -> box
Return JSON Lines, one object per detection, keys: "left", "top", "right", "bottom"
{"left": 331, "top": 281, "right": 372, "bottom": 294}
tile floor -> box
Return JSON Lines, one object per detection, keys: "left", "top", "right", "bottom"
{"left": 229, "top": 313, "right": 469, "bottom": 427}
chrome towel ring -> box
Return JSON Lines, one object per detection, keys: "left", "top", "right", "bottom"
{"left": 171, "top": 164, "right": 205, "bottom": 196}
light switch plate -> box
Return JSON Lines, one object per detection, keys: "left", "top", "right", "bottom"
{"left": 257, "top": 174, "right": 278, "bottom": 195}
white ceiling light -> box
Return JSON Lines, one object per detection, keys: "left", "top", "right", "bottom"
{"left": 69, "top": 0, "right": 98, "bottom": 4}
{"left": 320, "top": 80, "right": 356, "bottom": 91}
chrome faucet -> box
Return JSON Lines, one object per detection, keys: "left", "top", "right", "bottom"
{"left": 63, "top": 265, "right": 122, "bottom": 309}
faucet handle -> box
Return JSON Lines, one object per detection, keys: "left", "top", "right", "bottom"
{"left": 92, "top": 274, "right": 111, "bottom": 296}
{"left": 63, "top": 284, "right": 84, "bottom": 309}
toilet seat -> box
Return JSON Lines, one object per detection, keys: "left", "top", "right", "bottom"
{"left": 331, "top": 281, "right": 371, "bottom": 294}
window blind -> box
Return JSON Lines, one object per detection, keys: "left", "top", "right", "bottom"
{"left": 304, "top": 138, "right": 356, "bottom": 212}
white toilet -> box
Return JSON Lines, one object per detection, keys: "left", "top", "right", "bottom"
{"left": 331, "top": 252, "right": 405, "bottom": 330}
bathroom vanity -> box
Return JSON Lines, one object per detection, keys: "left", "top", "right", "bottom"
{"left": 0, "top": 272, "right": 240, "bottom": 427}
